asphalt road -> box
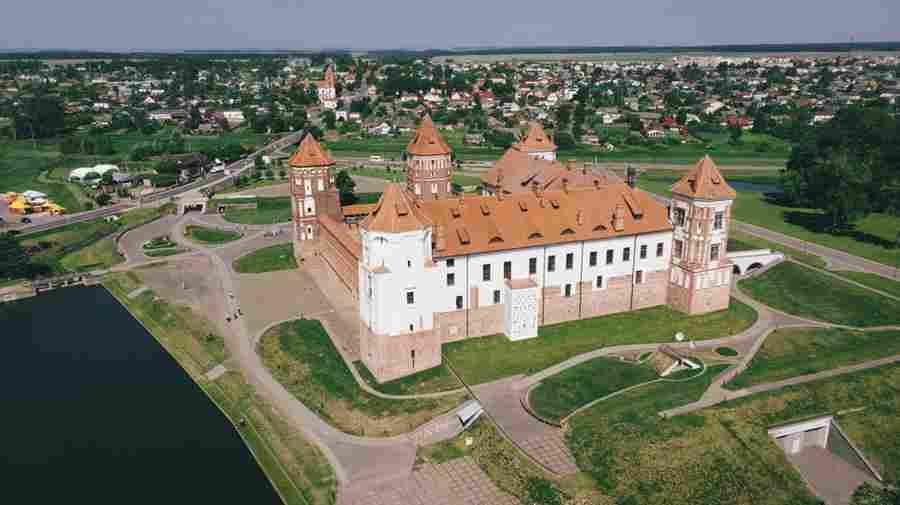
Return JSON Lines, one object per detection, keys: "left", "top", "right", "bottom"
{"left": 14, "top": 131, "right": 303, "bottom": 237}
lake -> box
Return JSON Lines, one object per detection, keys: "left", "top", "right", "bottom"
{"left": 0, "top": 286, "right": 282, "bottom": 504}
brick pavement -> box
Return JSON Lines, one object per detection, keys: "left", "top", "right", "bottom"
{"left": 339, "top": 457, "right": 518, "bottom": 505}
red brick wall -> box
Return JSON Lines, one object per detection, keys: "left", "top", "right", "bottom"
{"left": 360, "top": 325, "right": 443, "bottom": 383}
{"left": 317, "top": 216, "right": 361, "bottom": 297}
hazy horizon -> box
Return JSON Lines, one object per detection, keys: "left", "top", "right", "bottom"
{"left": 3, "top": 0, "right": 898, "bottom": 52}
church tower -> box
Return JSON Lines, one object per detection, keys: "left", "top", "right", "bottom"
{"left": 288, "top": 133, "right": 341, "bottom": 244}
{"left": 667, "top": 155, "right": 736, "bottom": 315}
{"left": 406, "top": 116, "right": 453, "bottom": 201}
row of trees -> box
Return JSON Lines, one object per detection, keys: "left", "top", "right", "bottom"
{"left": 782, "top": 106, "right": 900, "bottom": 229}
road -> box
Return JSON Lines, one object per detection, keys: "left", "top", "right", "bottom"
{"left": 14, "top": 131, "right": 303, "bottom": 237}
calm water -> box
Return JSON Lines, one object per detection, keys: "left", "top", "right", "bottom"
{"left": 0, "top": 286, "right": 282, "bottom": 504}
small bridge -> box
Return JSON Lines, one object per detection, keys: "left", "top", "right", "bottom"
{"left": 728, "top": 249, "right": 784, "bottom": 276}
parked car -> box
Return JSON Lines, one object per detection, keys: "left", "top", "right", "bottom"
{"left": 20, "top": 217, "right": 32, "bottom": 224}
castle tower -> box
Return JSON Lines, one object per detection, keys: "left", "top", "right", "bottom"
{"left": 357, "top": 184, "right": 442, "bottom": 382}
{"left": 513, "top": 122, "right": 557, "bottom": 161}
{"left": 406, "top": 115, "right": 453, "bottom": 201}
{"left": 667, "top": 155, "right": 736, "bottom": 315}
{"left": 288, "top": 133, "right": 341, "bottom": 244}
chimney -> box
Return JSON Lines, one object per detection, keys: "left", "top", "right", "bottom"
{"left": 562, "top": 178, "right": 569, "bottom": 193}
{"left": 593, "top": 179, "right": 601, "bottom": 189}
{"left": 576, "top": 209, "right": 584, "bottom": 226}
{"left": 434, "top": 224, "right": 447, "bottom": 251}
{"left": 613, "top": 204, "right": 626, "bottom": 232}
{"left": 582, "top": 163, "right": 588, "bottom": 175}
{"left": 626, "top": 164, "right": 638, "bottom": 188}
{"left": 566, "top": 159, "right": 577, "bottom": 172}
{"left": 533, "top": 181, "right": 544, "bottom": 199}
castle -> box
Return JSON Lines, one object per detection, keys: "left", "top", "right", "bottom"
{"left": 289, "top": 118, "right": 736, "bottom": 383}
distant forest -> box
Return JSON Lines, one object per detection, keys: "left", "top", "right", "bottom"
{"left": 1, "top": 41, "right": 898, "bottom": 60}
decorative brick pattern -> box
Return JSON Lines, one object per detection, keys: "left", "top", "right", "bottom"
{"left": 518, "top": 432, "right": 580, "bottom": 475}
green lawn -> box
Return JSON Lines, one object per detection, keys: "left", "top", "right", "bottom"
{"left": 832, "top": 271, "right": 900, "bottom": 299}
{"left": 739, "top": 262, "right": 900, "bottom": 327}
{"left": 0, "top": 141, "right": 85, "bottom": 212}
{"left": 184, "top": 225, "right": 242, "bottom": 244}
{"left": 529, "top": 357, "right": 659, "bottom": 422}
{"left": 233, "top": 243, "right": 297, "bottom": 274}
{"left": 20, "top": 205, "right": 171, "bottom": 274}
{"left": 259, "top": 319, "right": 466, "bottom": 437}
{"left": 355, "top": 360, "right": 462, "bottom": 395}
{"left": 567, "top": 362, "right": 900, "bottom": 503}
{"left": 444, "top": 299, "right": 757, "bottom": 385}
{"left": 726, "top": 327, "right": 900, "bottom": 389}
{"left": 220, "top": 196, "right": 293, "bottom": 225}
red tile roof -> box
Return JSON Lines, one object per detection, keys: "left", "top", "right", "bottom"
{"left": 360, "top": 184, "right": 433, "bottom": 233}
{"left": 671, "top": 155, "right": 736, "bottom": 200}
{"left": 407, "top": 115, "right": 452, "bottom": 156}
{"left": 481, "top": 147, "right": 621, "bottom": 194}
{"left": 288, "top": 133, "right": 336, "bottom": 168}
{"left": 513, "top": 122, "right": 556, "bottom": 153}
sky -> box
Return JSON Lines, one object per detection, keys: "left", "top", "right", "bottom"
{"left": 2, "top": 0, "right": 898, "bottom": 51}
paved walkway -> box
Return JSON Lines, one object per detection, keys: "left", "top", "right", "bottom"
{"left": 788, "top": 447, "right": 877, "bottom": 505}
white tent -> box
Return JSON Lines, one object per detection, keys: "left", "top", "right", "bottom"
{"left": 69, "top": 164, "right": 119, "bottom": 182}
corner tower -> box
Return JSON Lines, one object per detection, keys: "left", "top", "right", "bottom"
{"left": 667, "top": 155, "right": 736, "bottom": 315}
{"left": 406, "top": 115, "right": 453, "bottom": 201}
{"left": 513, "top": 122, "right": 557, "bottom": 161}
{"left": 289, "top": 133, "right": 341, "bottom": 243}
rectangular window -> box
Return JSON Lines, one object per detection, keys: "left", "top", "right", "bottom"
{"left": 674, "top": 207, "right": 686, "bottom": 226}
{"left": 482, "top": 264, "right": 491, "bottom": 282}
{"left": 606, "top": 250, "right": 614, "bottom": 265}
{"left": 674, "top": 240, "right": 683, "bottom": 259}
{"left": 564, "top": 284, "right": 572, "bottom": 297}
{"left": 714, "top": 212, "right": 724, "bottom": 230}
{"left": 548, "top": 255, "right": 556, "bottom": 272}
{"left": 595, "top": 275, "right": 603, "bottom": 288}
{"left": 406, "top": 291, "right": 415, "bottom": 305}
{"left": 565, "top": 253, "right": 574, "bottom": 270}
{"left": 446, "top": 273, "right": 455, "bottom": 286}
{"left": 656, "top": 242, "right": 664, "bottom": 257}
{"left": 493, "top": 289, "right": 501, "bottom": 304}
{"left": 529, "top": 257, "right": 537, "bottom": 275}
{"left": 446, "top": 258, "right": 455, "bottom": 268}
{"left": 455, "top": 295, "right": 463, "bottom": 310}
{"left": 623, "top": 247, "right": 631, "bottom": 262}
{"left": 589, "top": 251, "right": 597, "bottom": 266}
{"left": 640, "top": 244, "right": 648, "bottom": 259}
{"left": 635, "top": 270, "right": 644, "bottom": 284}
{"left": 711, "top": 244, "right": 720, "bottom": 261}
{"left": 503, "top": 261, "right": 512, "bottom": 280}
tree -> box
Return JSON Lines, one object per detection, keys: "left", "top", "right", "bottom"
{"left": 728, "top": 124, "right": 744, "bottom": 145}
{"left": 0, "top": 233, "right": 30, "bottom": 280}
{"left": 850, "top": 481, "right": 900, "bottom": 505}
{"left": 554, "top": 131, "right": 576, "bottom": 150}
{"left": 322, "top": 110, "right": 337, "bottom": 130}
{"left": 14, "top": 93, "right": 65, "bottom": 140}
{"left": 95, "top": 193, "right": 112, "bottom": 206}
{"left": 335, "top": 169, "right": 357, "bottom": 205}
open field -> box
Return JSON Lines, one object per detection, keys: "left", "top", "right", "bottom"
{"left": 184, "top": 224, "right": 242, "bottom": 244}
{"left": 217, "top": 196, "right": 293, "bottom": 225}
{"left": 259, "top": 319, "right": 466, "bottom": 437}
{"left": 233, "top": 243, "right": 297, "bottom": 274}
{"left": 443, "top": 298, "right": 756, "bottom": 385}
{"left": 568, "top": 362, "right": 900, "bottom": 503}
{"left": 727, "top": 327, "right": 900, "bottom": 389}
{"left": 529, "top": 357, "right": 658, "bottom": 423}
{"left": 739, "top": 262, "right": 900, "bottom": 327}
{"left": 104, "top": 273, "right": 336, "bottom": 505}
{"left": 59, "top": 236, "right": 123, "bottom": 272}
{"left": 637, "top": 171, "right": 900, "bottom": 268}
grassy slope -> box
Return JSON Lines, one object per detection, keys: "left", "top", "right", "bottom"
{"left": 185, "top": 225, "right": 242, "bottom": 244}
{"left": 570, "top": 363, "right": 900, "bottom": 502}
{"left": 444, "top": 298, "right": 756, "bottom": 385}
{"left": 104, "top": 273, "right": 335, "bottom": 505}
{"left": 259, "top": 319, "right": 466, "bottom": 437}
{"left": 726, "top": 327, "right": 900, "bottom": 389}
{"left": 728, "top": 229, "right": 827, "bottom": 268}
{"left": 355, "top": 360, "right": 462, "bottom": 395}
{"left": 221, "top": 197, "right": 293, "bottom": 225}
{"left": 832, "top": 271, "right": 900, "bottom": 299}
{"left": 233, "top": 243, "right": 298, "bottom": 274}
{"left": 739, "top": 262, "right": 900, "bottom": 327}
{"left": 529, "top": 357, "right": 658, "bottom": 422}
